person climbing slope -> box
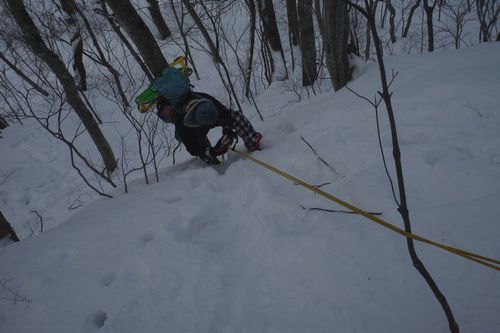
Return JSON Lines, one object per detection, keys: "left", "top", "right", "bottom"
{"left": 137, "top": 57, "right": 262, "bottom": 165}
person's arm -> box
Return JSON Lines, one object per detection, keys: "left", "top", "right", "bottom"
{"left": 192, "top": 92, "right": 236, "bottom": 155}
{"left": 175, "top": 126, "right": 220, "bottom": 164}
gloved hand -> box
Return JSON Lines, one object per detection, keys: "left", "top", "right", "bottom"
{"left": 212, "top": 130, "right": 236, "bottom": 156}
{"left": 202, "top": 147, "right": 221, "bottom": 165}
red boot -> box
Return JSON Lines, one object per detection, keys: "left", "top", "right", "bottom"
{"left": 247, "top": 132, "right": 263, "bottom": 152}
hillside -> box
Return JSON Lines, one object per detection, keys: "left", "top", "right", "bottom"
{"left": 1, "top": 43, "right": 500, "bottom": 332}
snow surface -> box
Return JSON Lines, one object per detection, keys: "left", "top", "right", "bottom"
{"left": 1, "top": 43, "right": 500, "bottom": 332}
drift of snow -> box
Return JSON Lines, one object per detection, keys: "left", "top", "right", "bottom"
{"left": 1, "top": 43, "right": 500, "bottom": 332}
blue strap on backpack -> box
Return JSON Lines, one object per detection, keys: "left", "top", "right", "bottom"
{"left": 152, "top": 67, "right": 191, "bottom": 106}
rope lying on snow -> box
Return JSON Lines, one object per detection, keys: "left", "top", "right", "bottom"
{"left": 230, "top": 148, "right": 500, "bottom": 271}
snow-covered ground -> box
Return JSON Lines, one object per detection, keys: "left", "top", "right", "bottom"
{"left": 1, "top": 43, "right": 500, "bottom": 332}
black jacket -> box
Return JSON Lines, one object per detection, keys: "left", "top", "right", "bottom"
{"left": 157, "top": 92, "right": 233, "bottom": 158}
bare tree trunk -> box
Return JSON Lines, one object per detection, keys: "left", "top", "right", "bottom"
{"left": 256, "top": 0, "right": 288, "bottom": 80}
{"left": 386, "top": 0, "right": 397, "bottom": 43}
{"left": 364, "top": 0, "right": 379, "bottom": 60}
{"left": 5, "top": 0, "right": 117, "bottom": 173}
{"left": 95, "top": 0, "right": 154, "bottom": 81}
{"left": 74, "top": 5, "right": 129, "bottom": 109}
{"left": 314, "top": 0, "right": 326, "bottom": 40}
{"left": 475, "top": 0, "right": 500, "bottom": 42}
{"left": 146, "top": 0, "right": 172, "bottom": 40}
{"left": 104, "top": 0, "right": 168, "bottom": 75}
{"left": 325, "top": 0, "right": 352, "bottom": 90}
{"left": 60, "top": 0, "right": 87, "bottom": 90}
{"left": 298, "top": 0, "right": 317, "bottom": 86}
{"left": 403, "top": 0, "right": 422, "bottom": 38}
{"left": 244, "top": 0, "right": 257, "bottom": 98}
{"left": 365, "top": 15, "right": 372, "bottom": 59}
{"left": 286, "top": 0, "right": 300, "bottom": 46}
{"left": 286, "top": 0, "right": 300, "bottom": 70}
{"left": 423, "top": 0, "right": 437, "bottom": 51}
{"left": 346, "top": 1, "right": 459, "bottom": 331}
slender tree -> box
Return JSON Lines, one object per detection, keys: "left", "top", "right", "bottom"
{"left": 346, "top": 0, "right": 459, "bottom": 331}
{"left": 324, "top": 0, "right": 352, "bottom": 90}
{"left": 5, "top": 0, "right": 117, "bottom": 172}
{"left": 298, "top": 0, "right": 317, "bottom": 86}
{"left": 423, "top": 0, "right": 437, "bottom": 51}
{"left": 286, "top": 0, "right": 300, "bottom": 70}
{"left": 59, "top": 0, "right": 87, "bottom": 90}
{"left": 403, "top": 0, "right": 423, "bottom": 38}
{"left": 146, "top": 0, "right": 172, "bottom": 40}
{"left": 104, "top": 0, "right": 168, "bottom": 75}
{"left": 256, "top": 0, "right": 288, "bottom": 80}
{"left": 476, "top": 0, "right": 500, "bottom": 42}
{"left": 244, "top": 0, "right": 258, "bottom": 98}
{"left": 95, "top": 0, "right": 154, "bottom": 81}
{"left": 286, "top": 0, "right": 300, "bottom": 47}
{"left": 386, "top": 0, "right": 397, "bottom": 43}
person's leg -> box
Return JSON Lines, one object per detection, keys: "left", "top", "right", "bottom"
{"left": 230, "top": 111, "right": 262, "bottom": 151}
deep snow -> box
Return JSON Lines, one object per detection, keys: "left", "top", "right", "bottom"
{"left": 1, "top": 43, "right": 500, "bottom": 332}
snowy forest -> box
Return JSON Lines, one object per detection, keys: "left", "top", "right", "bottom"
{"left": 1, "top": 0, "right": 499, "bottom": 332}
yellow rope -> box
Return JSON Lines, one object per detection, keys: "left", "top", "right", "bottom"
{"left": 230, "top": 148, "right": 500, "bottom": 271}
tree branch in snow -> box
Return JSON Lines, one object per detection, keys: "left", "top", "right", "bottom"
{"left": 300, "top": 205, "right": 383, "bottom": 215}
{"left": 300, "top": 136, "right": 339, "bottom": 176}
{"left": 29, "top": 210, "right": 44, "bottom": 233}
{"left": 0, "top": 276, "right": 32, "bottom": 306}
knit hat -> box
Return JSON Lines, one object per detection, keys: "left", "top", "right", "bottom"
{"left": 183, "top": 99, "right": 218, "bottom": 127}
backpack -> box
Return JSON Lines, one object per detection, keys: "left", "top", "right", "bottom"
{"left": 151, "top": 67, "right": 191, "bottom": 107}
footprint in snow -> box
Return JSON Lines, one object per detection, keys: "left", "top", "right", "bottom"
{"left": 139, "top": 231, "right": 155, "bottom": 246}
{"left": 100, "top": 273, "right": 116, "bottom": 287}
{"left": 83, "top": 310, "right": 108, "bottom": 331}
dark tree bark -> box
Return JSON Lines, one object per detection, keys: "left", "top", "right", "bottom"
{"left": 298, "top": 0, "right": 317, "bottom": 86}
{"left": 346, "top": 1, "right": 459, "bottom": 331}
{"left": 146, "top": 0, "right": 172, "bottom": 40}
{"left": 5, "top": 0, "right": 117, "bottom": 173}
{"left": 286, "top": 0, "right": 300, "bottom": 70}
{"left": 95, "top": 0, "right": 154, "bottom": 81}
{"left": 256, "top": 0, "right": 288, "bottom": 80}
{"left": 60, "top": 0, "right": 87, "bottom": 90}
{"left": 74, "top": 5, "right": 129, "bottom": 108}
{"left": 403, "top": 0, "right": 423, "bottom": 38}
{"left": 244, "top": 0, "right": 257, "bottom": 98}
{"left": 386, "top": 0, "right": 397, "bottom": 43}
{"left": 475, "top": 0, "right": 500, "bottom": 42}
{"left": 325, "top": 0, "right": 352, "bottom": 90}
{"left": 104, "top": 0, "right": 168, "bottom": 75}
{"left": 286, "top": 0, "right": 300, "bottom": 46}
{"left": 314, "top": 0, "right": 326, "bottom": 40}
{"left": 423, "top": 0, "right": 437, "bottom": 51}
{"left": 0, "top": 211, "right": 19, "bottom": 241}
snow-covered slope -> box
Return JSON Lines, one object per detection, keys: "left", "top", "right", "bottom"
{"left": 1, "top": 43, "right": 499, "bottom": 332}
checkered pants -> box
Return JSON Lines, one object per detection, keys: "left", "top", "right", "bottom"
{"left": 229, "top": 110, "right": 259, "bottom": 149}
